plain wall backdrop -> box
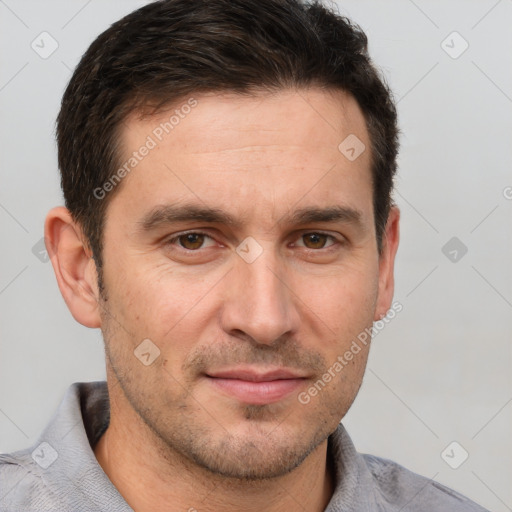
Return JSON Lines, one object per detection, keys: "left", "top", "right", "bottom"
{"left": 1, "top": 1, "right": 511, "bottom": 510}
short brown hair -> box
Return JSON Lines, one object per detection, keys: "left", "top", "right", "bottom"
{"left": 56, "top": 0, "right": 399, "bottom": 296}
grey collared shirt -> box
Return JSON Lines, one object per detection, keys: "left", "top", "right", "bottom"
{"left": 0, "top": 381, "right": 489, "bottom": 511}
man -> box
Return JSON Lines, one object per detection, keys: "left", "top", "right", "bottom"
{"left": 0, "top": 0, "right": 489, "bottom": 510}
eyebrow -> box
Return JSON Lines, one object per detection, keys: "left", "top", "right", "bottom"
{"left": 136, "top": 203, "right": 364, "bottom": 233}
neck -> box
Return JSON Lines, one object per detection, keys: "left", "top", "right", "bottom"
{"left": 94, "top": 380, "right": 335, "bottom": 512}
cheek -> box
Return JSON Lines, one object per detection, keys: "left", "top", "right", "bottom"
{"left": 292, "top": 267, "right": 378, "bottom": 392}
{"left": 297, "top": 263, "right": 378, "bottom": 328}
{"left": 105, "top": 260, "right": 220, "bottom": 367}
{"left": 109, "top": 259, "right": 190, "bottom": 326}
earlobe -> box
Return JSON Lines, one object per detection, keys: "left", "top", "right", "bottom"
{"left": 44, "top": 206, "right": 102, "bottom": 328}
{"left": 374, "top": 206, "right": 400, "bottom": 321}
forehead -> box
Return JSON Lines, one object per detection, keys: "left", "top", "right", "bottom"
{"left": 108, "top": 88, "right": 373, "bottom": 231}
{"left": 124, "top": 87, "right": 369, "bottom": 154}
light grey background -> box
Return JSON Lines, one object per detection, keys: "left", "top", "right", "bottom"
{"left": 1, "top": 1, "right": 511, "bottom": 510}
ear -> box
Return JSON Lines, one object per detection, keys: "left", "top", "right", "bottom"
{"left": 44, "top": 206, "right": 101, "bottom": 328}
{"left": 374, "top": 206, "right": 400, "bottom": 321}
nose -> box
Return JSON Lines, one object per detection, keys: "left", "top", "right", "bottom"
{"left": 220, "top": 243, "right": 300, "bottom": 346}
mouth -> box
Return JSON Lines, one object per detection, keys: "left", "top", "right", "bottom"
{"left": 204, "top": 367, "right": 308, "bottom": 405}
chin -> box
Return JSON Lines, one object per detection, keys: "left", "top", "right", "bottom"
{"left": 180, "top": 424, "right": 329, "bottom": 481}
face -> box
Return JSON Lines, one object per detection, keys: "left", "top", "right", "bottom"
{"left": 97, "top": 88, "right": 394, "bottom": 479}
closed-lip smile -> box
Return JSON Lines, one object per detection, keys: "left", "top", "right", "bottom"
{"left": 205, "top": 366, "right": 308, "bottom": 405}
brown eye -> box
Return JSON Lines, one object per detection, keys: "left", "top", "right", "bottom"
{"left": 298, "top": 233, "right": 337, "bottom": 250}
{"left": 178, "top": 233, "right": 205, "bottom": 250}
{"left": 167, "top": 232, "right": 212, "bottom": 250}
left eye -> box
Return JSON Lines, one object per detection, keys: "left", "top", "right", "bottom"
{"left": 295, "top": 232, "right": 337, "bottom": 250}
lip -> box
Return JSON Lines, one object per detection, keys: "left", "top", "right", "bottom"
{"left": 205, "top": 367, "right": 308, "bottom": 405}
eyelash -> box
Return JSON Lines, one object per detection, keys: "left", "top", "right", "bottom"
{"left": 164, "top": 231, "right": 341, "bottom": 252}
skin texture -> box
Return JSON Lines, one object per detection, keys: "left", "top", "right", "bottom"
{"left": 45, "top": 87, "right": 400, "bottom": 512}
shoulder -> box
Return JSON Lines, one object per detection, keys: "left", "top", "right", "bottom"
{"left": 362, "top": 453, "right": 489, "bottom": 511}
{"left": 0, "top": 450, "right": 65, "bottom": 512}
